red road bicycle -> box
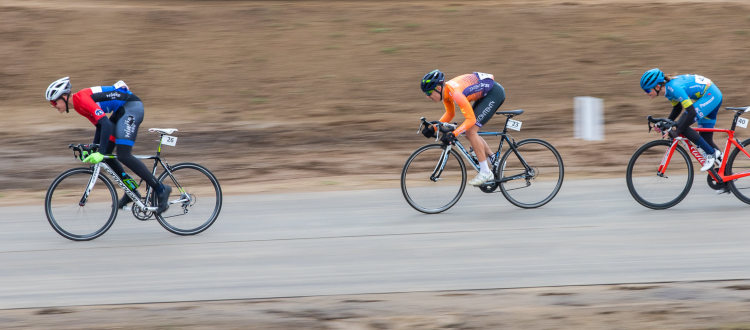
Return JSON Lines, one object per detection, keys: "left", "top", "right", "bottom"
{"left": 626, "top": 106, "right": 750, "bottom": 209}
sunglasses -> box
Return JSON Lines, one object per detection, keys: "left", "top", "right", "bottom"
{"left": 425, "top": 89, "right": 438, "bottom": 96}
{"left": 643, "top": 89, "right": 651, "bottom": 94}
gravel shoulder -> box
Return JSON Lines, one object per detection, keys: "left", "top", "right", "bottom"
{"left": 5, "top": 280, "right": 750, "bottom": 329}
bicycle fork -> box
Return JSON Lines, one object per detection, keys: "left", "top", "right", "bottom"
{"left": 431, "top": 145, "right": 452, "bottom": 182}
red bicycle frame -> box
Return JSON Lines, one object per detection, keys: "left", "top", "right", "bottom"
{"left": 659, "top": 127, "right": 750, "bottom": 183}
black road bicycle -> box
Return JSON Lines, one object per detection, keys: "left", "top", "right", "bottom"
{"left": 44, "top": 128, "right": 222, "bottom": 241}
{"left": 401, "top": 110, "right": 564, "bottom": 213}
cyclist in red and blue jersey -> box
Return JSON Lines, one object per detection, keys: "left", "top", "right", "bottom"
{"left": 45, "top": 77, "right": 172, "bottom": 213}
{"left": 640, "top": 69, "right": 723, "bottom": 175}
{"left": 420, "top": 70, "right": 506, "bottom": 186}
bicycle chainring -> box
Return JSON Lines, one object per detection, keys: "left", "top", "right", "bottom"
{"left": 707, "top": 173, "right": 727, "bottom": 191}
{"left": 132, "top": 200, "right": 153, "bottom": 221}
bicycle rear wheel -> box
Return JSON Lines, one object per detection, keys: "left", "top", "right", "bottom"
{"left": 401, "top": 144, "right": 467, "bottom": 214}
{"left": 498, "top": 138, "right": 564, "bottom": 208}
{"left": 44, "top": 167, "right": 118, "bottom": 241}
{"left": 725, "top": 138, "right": 750, "bottom": 203}
{"left": 154, "top": 163, "right": 222, "bottom": 235}
{"left": 626, "top": 139, "right": 693, "bottom": 209}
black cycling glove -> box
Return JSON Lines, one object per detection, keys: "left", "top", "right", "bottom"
{"left": 422, "top": 125, "right": 437, "bottom": 138}
{"left": 440, "top": 132, "right": 456, "bottom": 145}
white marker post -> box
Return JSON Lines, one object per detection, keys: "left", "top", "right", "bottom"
{"left": 574, "top": 96, "right": 604, "bottom": 141}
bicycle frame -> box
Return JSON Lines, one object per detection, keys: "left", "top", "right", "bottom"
{"left": 659, "top": 126, "right": 750, "bottom": 184}
{"left": 77, "top": 133, "right": 190, "bottom": 212}
{"left": 429, "top": 116, "right": 533, "bottom": 183}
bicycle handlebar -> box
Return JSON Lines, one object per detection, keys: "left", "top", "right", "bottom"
{"left": 417, "top": 117, "right": 458, "bottom": 142}
{"left": 68, "top": 143, "right": 100, "bottom": 161}
{"left": 646, "top": 115, "right": 676, "bottom": 134}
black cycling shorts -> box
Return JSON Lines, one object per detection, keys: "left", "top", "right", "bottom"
{"left": 472, "top": 82, "right": 506, "bottom": 128}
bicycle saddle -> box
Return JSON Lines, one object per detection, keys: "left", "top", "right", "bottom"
{"left": 148, "top": 128, "right": 179, "bottom": 135}
{"left": 496, "top": 109, "right": 524, "bottom": 116}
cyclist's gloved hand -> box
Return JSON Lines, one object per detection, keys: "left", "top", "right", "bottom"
{"left": 422, "top": 125, "right": 436, "bottom": 138}
{"left": 82, "top": 152, "right": 105, "bottom": 164}
{"left": 80, "top": 150, "right": 89, "bottom": 161}
{"left": 440, "top": 132, "right": 456, "bottom": 145}
{"left": 668, "top": 129, "right": 680, "bottom": 139}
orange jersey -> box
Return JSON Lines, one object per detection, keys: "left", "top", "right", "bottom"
{"left": 439, "top": 72, "right": 495, "bottom": 135}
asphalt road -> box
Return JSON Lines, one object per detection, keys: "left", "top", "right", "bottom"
{"left": 2, "top": 178, "right": 750, "bottom": 309}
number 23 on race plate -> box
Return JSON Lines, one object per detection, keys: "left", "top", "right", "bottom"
{"left": 507, "top": 119, "right": 522, "bottom": 131}
{"left": 161, "top": 135, "right": 178, "bottom": 146}
{"left": 738, "top": 117, "right": 749, "bottom": 129}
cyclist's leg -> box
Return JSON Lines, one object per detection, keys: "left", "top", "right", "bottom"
{"left": 696, "top": 85, "right": 723, "bottom": 151}
{"left": 472, "top": 82, "right": 506, "bottom": 159}
{"left": 113, "top": 101, "right": 160, "bottom": 190}
{"left": 676, "top": 112, "right": 714, "bottom": 154}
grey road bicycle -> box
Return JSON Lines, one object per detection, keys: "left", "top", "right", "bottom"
{"left": 401, "top": 110, "right": 564, "bottom": 214}
{"left": 44, "top": 128, "right": 222, "bottom": 241}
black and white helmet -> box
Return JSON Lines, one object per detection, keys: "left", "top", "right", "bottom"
{"left": 45, "top": 77, "right": 72, "bottom": 101}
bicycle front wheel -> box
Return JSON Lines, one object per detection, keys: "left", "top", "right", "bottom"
{"left": 155, "top": 163, "right": 222, "bottom": 235}
{"left": 498, "top": 138, "right": 564, "bottom": 208}
{"left": 401, "top": 144, "right": 467, "bottom": 214}
{"left": 44, "top": 167, "right": 118, "bottom": 241}
{"left": 725, "top": 138, "right": 750, "bottom": 204}
{"left": 626, "top": 139, "right": 693, "bottom": 209}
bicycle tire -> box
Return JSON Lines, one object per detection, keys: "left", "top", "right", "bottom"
{"left": 154, "top": 162, "right": 222, "bottom": 235}
{"left": 401, "top": 143, "right": 467, "bottom": 214}
{"left": 44, "top": 167, "right": 118, "bottom": 241}
{"left": 498, "top": 138, "right": 564, "bottom": 209}
{"left": 725, "top": 138, "right": 750, "bottom": 204}
{"left": 626, "top": 139, "right": 693, "bottom": 209}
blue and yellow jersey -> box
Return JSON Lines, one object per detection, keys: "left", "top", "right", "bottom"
{"left": 664, "top": 74, "right": 714, "bottom": 109}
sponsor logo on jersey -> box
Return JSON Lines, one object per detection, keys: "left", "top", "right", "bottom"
{"left": 106, "top": 92, "right": 121, "bottom": 99}
{"left": 95, "top": 109, "right": 104, "bottom": 116}
{"left": 699, "top": 96, "right": 715, "bottom": 108}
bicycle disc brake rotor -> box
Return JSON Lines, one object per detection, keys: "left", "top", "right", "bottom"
{"left": 707, "top": 173, "right": 727, "bottom": 190}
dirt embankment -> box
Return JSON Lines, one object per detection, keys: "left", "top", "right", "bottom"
{"left": 2, "top": 0, "right": 750, "bottom": 198}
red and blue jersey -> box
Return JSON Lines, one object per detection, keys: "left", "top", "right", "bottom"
{"left": 72, "top": 85, "right": 134, "bottom": 125}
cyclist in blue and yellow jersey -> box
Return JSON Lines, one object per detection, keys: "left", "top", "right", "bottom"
{"left": 45, "top": 77, "right": 172, "bottom": 213}
{"left": 420, "top": 70, "right": 506, "bottom": 186}
{"left": 641, "top": 69, "right": 724, "bottom": 174}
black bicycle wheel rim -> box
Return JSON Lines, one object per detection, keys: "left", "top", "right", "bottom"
{"left": 154, "top": 163, "right": 222, "bottom": 235}
{"left": 626, "top": 139, "right": 693, "bottom": 209}
{"left": 498, "top": 138, "right": 564, "bottom": 209}
{"left": 44, "top": 167, "right": 118, "bottom": 241}
{"left": 401, "top": 144, "right": 467, "bottom": 214}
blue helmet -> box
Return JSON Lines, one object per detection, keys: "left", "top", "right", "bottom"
{"left": 421, "top": 70, "right": 445, "bottom": 93}
{"left": 640, "top": 68, "right": 665, "bottom": 92}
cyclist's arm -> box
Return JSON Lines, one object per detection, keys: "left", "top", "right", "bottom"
{"left": 94, "top": 117, "right": 113, "bottom": 154}
{"left": 668, "top": 104, "right": 682, "bottom": 121}
{"left": 675, "top": 104, "right": 697, "bottom": 134}
{"left": 450, "top": 93, "right": 476, "bottom": 136}
{"left": 439, "top": 99, "right": 456, "bottom": 123}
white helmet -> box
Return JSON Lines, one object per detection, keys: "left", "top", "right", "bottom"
{"left": 45, "top": 77, "right": 72, "bottom": 101}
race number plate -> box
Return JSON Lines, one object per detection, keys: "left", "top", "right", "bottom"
{"left": 738, "top": 117, "right": 749, "bottom": 129}
{"left": 507, "top": 119, "right": 522, "bottom": 131}
{"left": 161, "top": 135, "right": 178, "bottom": 146}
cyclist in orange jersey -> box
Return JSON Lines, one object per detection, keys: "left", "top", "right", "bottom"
{"left": 420, "top": 70, "right": 506, "bottom": 186}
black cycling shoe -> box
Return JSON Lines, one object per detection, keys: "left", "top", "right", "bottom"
{"left": 118, "top": 189, "right": 142, "bottom": 209}
{"left": 155, "top": 184, "right": 172, "bottom": 215}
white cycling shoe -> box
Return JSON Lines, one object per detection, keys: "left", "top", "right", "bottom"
{"left": 469, "top": 171, "right": 494, "bottom": 186}
{"left": 701, "top": 150, "right": 721, "bottom": 172}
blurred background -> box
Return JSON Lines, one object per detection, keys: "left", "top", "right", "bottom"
{"left": 2, "top": 0, "right": 750, "bottom": 199}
